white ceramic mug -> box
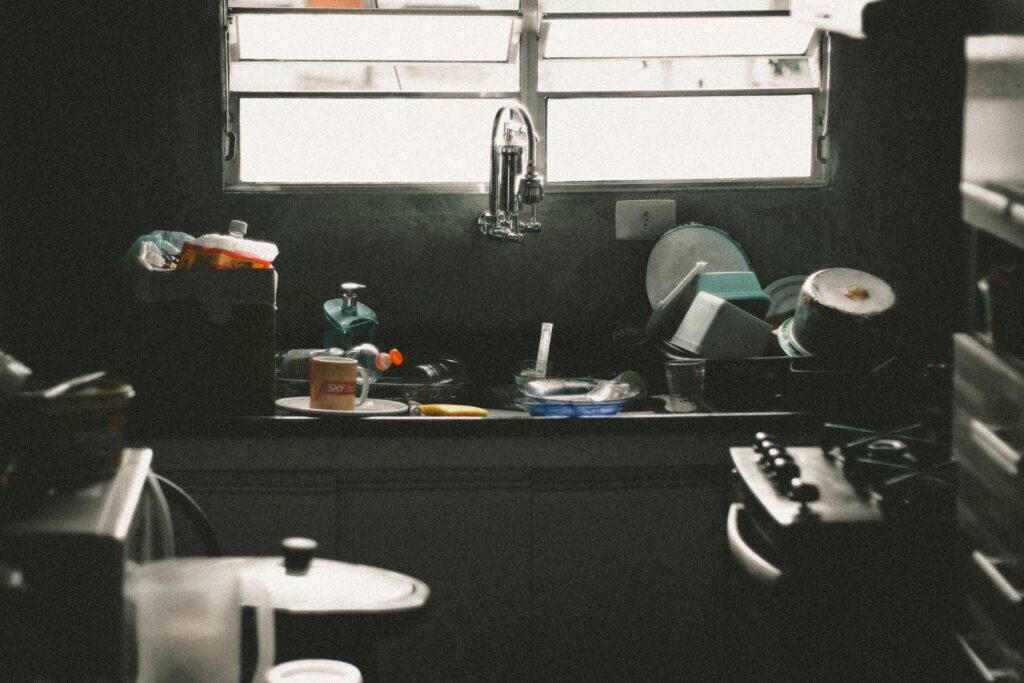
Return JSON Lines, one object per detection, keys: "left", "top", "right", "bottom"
{"left": 309, "top": 356, "right": 369, "bottom": 410}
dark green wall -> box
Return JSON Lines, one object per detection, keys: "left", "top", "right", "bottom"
{"left": 0, "top": 1, "right": 966, "bottom": 384}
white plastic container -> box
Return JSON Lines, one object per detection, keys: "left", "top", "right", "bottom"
{"left": 669, "top": 291, "right": 772, "bottom": 359}
{"left": 264, "top": 659, "right": 362, "bottom": 683}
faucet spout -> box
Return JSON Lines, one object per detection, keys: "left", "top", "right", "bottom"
{"left": 478, "top": 104, "right": 544, "bottom": 242}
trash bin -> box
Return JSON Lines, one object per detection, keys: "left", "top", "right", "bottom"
{"left": 125, "top": 268, "right": 277, "bottom": 418}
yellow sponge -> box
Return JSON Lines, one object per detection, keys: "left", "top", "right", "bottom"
{"left": 417, "top": 404, "right": 488, "bottom": 417}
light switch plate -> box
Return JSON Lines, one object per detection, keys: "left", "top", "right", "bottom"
{"left": 615, "top": 200, "right": 677, "bottom": 241}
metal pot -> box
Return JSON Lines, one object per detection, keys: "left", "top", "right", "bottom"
{"left": 785, "top": 268, "right": 897, "bottom": 366}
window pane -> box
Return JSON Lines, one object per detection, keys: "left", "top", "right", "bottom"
{"left": 230, "top": 61, "right": 520, "bottom": 93}
{"left": 545, "top": 96, "right": 813, "bottom": 182}
{"left": 230, "top": 1, "right": 520, "bottom": 9}
{"left": 235, "top": 13, "right": 518, "bottom": 62}
{"left": 238, "top": 98, "right": 513, "bottom": 183}
{"left": 542, "top": 17, "right": 814, "bottom": 58}
{"left": 541, "top": 0, "right": 786, "bottom": 10}
{"left": 539, "top": 56, "right": 817, "bottom": 93}
{"left": 377, "top": 0, "right": 519, "bottom": 7}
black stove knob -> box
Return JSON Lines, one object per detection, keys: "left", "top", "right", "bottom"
{"left": 772, "top": 459, "right": 800, "bottom": 485}
{"left": 754, "top": 433, "right": 779, "bottom": 455}
{"left": 788, "top": 479, "right": 820, "bottom": 504}
{"left": 761, "top": 446, "right": 787, "bottom": 467}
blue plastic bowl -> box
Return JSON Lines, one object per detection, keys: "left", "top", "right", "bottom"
{"left": 517, "top": 398, "right": 628, "bottom": 418}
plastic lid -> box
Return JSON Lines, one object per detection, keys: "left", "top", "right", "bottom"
{"left": 228, "top": 219, "right": 248, "bottom": 238}
{"left": 265, "top": 659, "right": 362, "bottom": 683}
{"left": 389, "top": 348, "right": 404, "bottom": 366}
{"left": 252, "top": 557, "right": 428, "bottom": 614}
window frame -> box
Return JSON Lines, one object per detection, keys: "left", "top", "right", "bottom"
{"left": 221, "top": 0, "right": 832, "bottom": 194}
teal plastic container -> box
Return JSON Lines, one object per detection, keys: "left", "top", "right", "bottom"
{"left": 694, "top": 272, "right": 771, "bottom": 319}
{"left": 323, "top": 283, "right": 378, "bottom": 350}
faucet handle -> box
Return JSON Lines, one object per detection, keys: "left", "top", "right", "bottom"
{"left": 519, "top": 172, "right": 544, "bottom": 206}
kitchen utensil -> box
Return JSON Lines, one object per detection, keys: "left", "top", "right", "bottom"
{"left": 414, "top": 403, "right": 488, "bottom": 417}
{"left": 520, "top": 378, "right": 639, "bottom": 402}
{"left": 776, "top": 316, "right": 811, "bottom": 357}
{"left": 309, "top": 356, "right": 369, "bottom": 410}
{"left": 667, "top": 292, "right": 773, "bottom": 359}
{"left": 694, "top": 271, "right": 771, "bottom": 319}
{"left": 125, "top": 558, "right": 275, "bottom": 683}
{"left": 764, "top": 275, "right": 808, "bottom": 324}
{"left": 664, "top": 358, "right": 706, "bottom": 413}
{"left": 535, "top": 322, "right": 554, "bottom": 376}
{"left": 645, "top": 224, "right": 752, "bottom": 308}
{"left": 264, "top": 659, "right": 363, "bottom": 683}
{"left": 644, "top": 261, "right": 707, "bottom": 343}
{"left": 275, "top": 397, "right": 408, "bottom": 417}
{"left": 0, "top": 379, "right": 134, "bottom": 500}
{"left": 38, "top": 370, "right": 106, "bottom": 399}
{"left": 368, "top": 376, "right": 464, "bottom": 403}
{"left": 789, "top": 268, "right": 897, "bottom": 364}
{"left": 517, "top": 378, "right": 640, "bottom": 417}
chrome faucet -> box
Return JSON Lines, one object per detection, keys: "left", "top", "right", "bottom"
{"left": 478, "top": 104, "right": 544, "bottom": 242}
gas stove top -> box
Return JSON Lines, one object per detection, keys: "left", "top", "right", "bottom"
{"left": 731, "top": 422, "right": 956, "bottom": 558}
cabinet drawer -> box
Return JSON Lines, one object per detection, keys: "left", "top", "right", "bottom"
{"left": 954, "top": 410, "right": 1024, "bottom": 483}
{"left": 957, "top": 598, "right": 1024, "bottom": 682}
{"left": 960, "top": 504, "right": 1024, "bottom": 650}
{"left": 958, "top": 449, "right": 1024, "bottom": 551}
{"left": 954, "top": 334, "right": 1024, "bottom": 443}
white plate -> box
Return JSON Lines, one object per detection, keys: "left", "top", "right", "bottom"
{"left": 764, "top": 275, "right": 807, "bottom": 318}
{"left": 645, "top": 224, "right": 752, "bottom": 308}
{"left": 275, "top": 396, "right": 408, "bottom": 417}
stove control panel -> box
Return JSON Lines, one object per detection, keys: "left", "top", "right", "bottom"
{"left": 731, "top": 432, "right": 884, "bottom": 528}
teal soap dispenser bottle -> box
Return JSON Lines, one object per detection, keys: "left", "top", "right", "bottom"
{"left": 323, "top": 282, "right": 379, "bottom": 350}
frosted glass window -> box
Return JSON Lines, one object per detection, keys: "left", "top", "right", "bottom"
{"left": 236, "top": 13, "right": 518, "bottom": 62}
{"left": 376, "top": 0, "right": 519, "bottom": 7}
{"left": 542, "top": 17, "right": 814, "bottom": 59}
{"left": 238, "top": 98, "right": 515, "bottom": 183}
{"left": 546, "top": 96, "right": 813, "bottom": 182}
{"left": 541, "top": 0, "right": 785, "bottom": 10}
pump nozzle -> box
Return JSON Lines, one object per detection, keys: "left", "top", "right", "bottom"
{"left": 339, "top": 282, "right": 366, "bottom": 310}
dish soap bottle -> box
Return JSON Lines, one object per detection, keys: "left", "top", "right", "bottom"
{"left": 323, "top": 282, "right": 379, "bottom": 350}
{"left": 343, "top": 343, "right": 403, "bottom": 383}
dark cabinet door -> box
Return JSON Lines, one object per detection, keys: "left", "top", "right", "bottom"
{"left": 336, "top": 469, "right": 532, "bottom": 683}
{"left": 530, "top": 470, "right": 730, "bottom": 683}
{"left": 159, "top": 470, "right": 337, "bottom": 558}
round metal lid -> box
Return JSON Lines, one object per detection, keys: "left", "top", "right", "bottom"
{"left": 250, "top": 557, "right": 429, "bottom": 614}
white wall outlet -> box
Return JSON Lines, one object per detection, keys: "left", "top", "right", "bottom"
{"left": 615, "top": 200, "right": 677, "bottom": 241}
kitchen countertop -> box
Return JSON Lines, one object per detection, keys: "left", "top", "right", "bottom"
{"left": 131, "top": 406, "right": 817, "bottom": 439}
{"left": 133, "top": 408, "right": 822, "bottom": 472}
